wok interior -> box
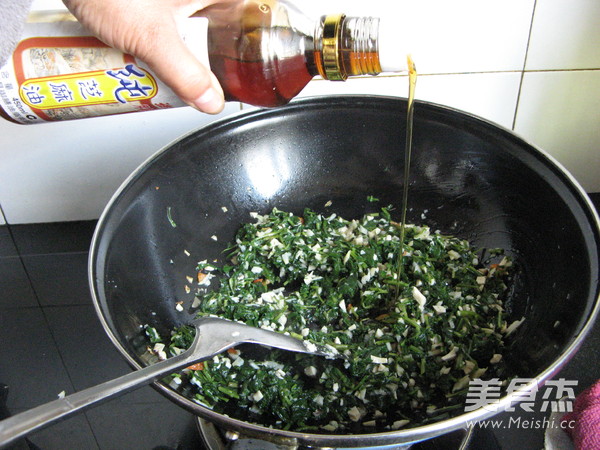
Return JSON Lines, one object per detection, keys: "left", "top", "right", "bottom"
{"left": 91, "top": 96, "right": 600, "bottom": 435}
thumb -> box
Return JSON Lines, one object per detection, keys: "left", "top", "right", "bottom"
{"left": 140, "top": 24, "right": 225, "bottom": 114}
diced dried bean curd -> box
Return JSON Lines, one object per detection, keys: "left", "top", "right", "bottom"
{"left": 146, "top": 205, "right": 517, "bottom": 433}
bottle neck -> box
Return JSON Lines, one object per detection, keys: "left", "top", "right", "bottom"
{"left": 314, "top": 15, "right": 382, "bottom": 81}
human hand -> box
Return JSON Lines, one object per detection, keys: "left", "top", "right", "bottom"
{"left": 62, "top": 0, "right": 225, "bottom": 114}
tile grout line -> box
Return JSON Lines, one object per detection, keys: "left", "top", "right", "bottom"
{"left": 28, "top": 279, "right": 101, "bottom": 447}
{"left": 0, "top": 203, "right": 5, "bottom": 227}
{"left": 513, "top": 0, "right": 538, "bottom": 131}
{"left": 18, "top": 249, "right": 91, "bottom": 258}
{"left": 32, "top": 305, "right": 102, "bottom": 446}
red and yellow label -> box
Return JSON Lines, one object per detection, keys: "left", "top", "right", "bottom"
{"left": 19, "top": 64, "right": 158, "bottom": 110}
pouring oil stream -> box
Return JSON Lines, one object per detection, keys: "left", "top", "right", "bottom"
{"left": 395, "top": 56, "right": 417, "bottom": 300}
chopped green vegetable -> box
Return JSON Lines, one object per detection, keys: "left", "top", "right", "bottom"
{"left": 167, "top": 206, "right": 177, "bottom": 228}
{"left": 144, "top": 325, "right": 162, "bottom": 344}
{"left": 149, "top": 206, "right": 516, "bottom": 433}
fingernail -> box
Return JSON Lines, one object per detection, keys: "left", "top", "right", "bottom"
{"left": 193, "top": 88, "right": 224, "bottom": 114}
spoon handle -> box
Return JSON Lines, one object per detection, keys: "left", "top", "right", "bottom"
{"left": 0, "top": 318, "right": 318, "bottom": 448}
{"left": 0, "top": 351, "right": 197, "bottom": 448}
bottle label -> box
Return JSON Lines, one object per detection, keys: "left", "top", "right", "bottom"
{"left": 0, "top": 16, "right": 209, "bottom": 123}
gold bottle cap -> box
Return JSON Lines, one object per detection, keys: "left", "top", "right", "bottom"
{"left": 321, "top": 14, "right": 347, "bottom": 81}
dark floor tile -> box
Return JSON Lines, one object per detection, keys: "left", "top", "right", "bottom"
{"left": 85, "top": 401, "right": 203, "bottom": 450}
{"left": 44, "top": 305, "right": 164, "bottom": 404}
{"left": 21, "top": 252, "right": 92, "bottom": 306}
{"left": 0, "top": 225, "right": 17, "bottom": 257}
{"left": 490, "top": 409, "right": 547, "bottom": 450}
{"left": 10, "top": 220, "right": 97, "bottom": 256}
{"left": 0, "top": 308, "right": 73, "bottom": 411}
{"left": 0, "top": 257, "right": 38, "bottom": 309}
{"left": 8, "top": 407, "right": 99, "bottom": 450}
{"left": 43, "top": 305, "right": 204, "bottom": 448}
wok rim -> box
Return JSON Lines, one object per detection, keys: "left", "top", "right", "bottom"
{"left": 88, "top": 95, "right": 600, "bottom": 447}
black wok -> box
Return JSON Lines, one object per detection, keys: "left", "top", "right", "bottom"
{"left": 89, "top": 96, "right": 600, "bottom": 448}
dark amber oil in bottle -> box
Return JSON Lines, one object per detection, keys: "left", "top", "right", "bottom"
{"left": 200, "top": 0, "right": 315, "bottom": 106}
{"left": 199, "top": 0, "right": 382, "bottom": 106}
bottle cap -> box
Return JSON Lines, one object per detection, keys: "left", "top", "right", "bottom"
{"left": 322, "top": 14, "right": 347, "bottom": 81}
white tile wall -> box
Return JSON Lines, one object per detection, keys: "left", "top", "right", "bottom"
{"left": 0, "top": 0, "right": 598, "bottom": 223}
{"left": 0, "top": 105, "right": 241, "bottom": 223}
{"left": 526, "top": 0, "right": 600, "bottom": 71}
{"left": 409, "top": 73, "right": 523, "bottom": 130}
{"left": 514, "top": 70, "right": 600, "bottom": 192}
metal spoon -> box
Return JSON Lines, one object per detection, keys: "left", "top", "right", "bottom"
{"left": 0, "top": 317, "right": 331, "bottom": 448}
